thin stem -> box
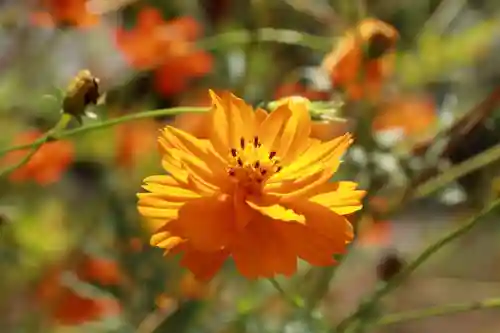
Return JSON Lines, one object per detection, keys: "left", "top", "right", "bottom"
{"left": 413, "top": 143, "right": 500, "bottom": 199}
{"left": 0, "top": 107, "right": 208, "bottom": 156}
{"left": 0, "top": 113, "right": 73, "bottom": 178}
{"left": 334, "top": 198, "right": 500, "bottom": 332}
{"left": 198, "top": 28, "right": 332, "bottom": 51}
{"left": 375, "top": 298, "right": 500, "bottom": 326}
{"left": 268, "top": 278, "right": 304, "bottom": 309}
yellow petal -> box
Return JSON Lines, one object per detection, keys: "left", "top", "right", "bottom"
{"left": 278, "top": 100, "right": 312, "bottom": 163}
{"left": 258, "top": 104, "right": 291, "bottom": 152}
{"left": 309, "top": 181, "right": 366, "bottom": 215}
{"left": 247, "top": 198, "right": 305, "bottom": 223}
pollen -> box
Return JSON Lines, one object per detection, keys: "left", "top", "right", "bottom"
{"left": 227, "top": 136, "right": 281, "bottom": 189}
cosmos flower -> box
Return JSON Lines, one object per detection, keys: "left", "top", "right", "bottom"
{"left": 115, "top": 7, "right": 212, "bottom": 96}
{"left": 138, "top": 91, "right": 365, "bottom": 280}
{"left": 4, "top": 131, "right": 74, "bottom": 185}
{"left": 322, "top": 18, "right": 398, "bottom": 101}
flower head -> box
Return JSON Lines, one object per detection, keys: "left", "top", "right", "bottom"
{"left": 322, "top": 18, "right": 398, "bottom": 101}
{"left": 4, "top": 131, "right": 74, "bottom": 185}
{"left": 116, "top": 7, "right": 212, "bottom": 96}
{"left": 138, "top": 91, "right": 365, "bottom": 280}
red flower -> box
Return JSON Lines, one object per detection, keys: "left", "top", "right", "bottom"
{"left": 30, "top": 0, "right": 100, "bottom": 28}
{"left": 4, "top": 131, "right": 74, "bottom": 185}
{"left": 115, "top": 7, "right": 213, "bottom": 96}
{"left": 35, "top": 265, "right": 120, "bottom": 326}
{"left": 75, "top": 255, "right": 123, "bottom": 286}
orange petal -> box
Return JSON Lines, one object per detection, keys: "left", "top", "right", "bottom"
{"left": 230, "top": 217, "right": 297, "bottom": 278}
{"left": 180, "top": 248, "right": 228, "bottom": 281}
{"left": 281, "top": 199, "right": 354, "bottom": 247}
{"left": 166, "top": 196, "right": 235, "bottom": 251}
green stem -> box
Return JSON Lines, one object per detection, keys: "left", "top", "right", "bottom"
{"left": 413, "top": 143, "right": 500, "bottom": 199}
{"left": 334, "top": 197, "right": 500, "bottom": 332}
{"left": 375, "top": 298, "right": 500, "bottom": 326}
{"left": 0, "top": 107, "right": 208, "bottom": 156}
{"left": 198, "top": 28, "right": 332, "bottom": 51}
{"left": 0, "top": 113, "right": 73, "bottom": 178}
{"left": 268, "top": 278, "right": 304, "bottom": 309}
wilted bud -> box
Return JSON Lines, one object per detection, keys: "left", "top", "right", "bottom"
{"left": 62, "top": 70, "right": 101, "bottom": 124}
{"left": 376, "top": 251, "right": 405, "bottom": 282}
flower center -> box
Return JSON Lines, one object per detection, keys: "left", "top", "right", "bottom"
{"left": 227, "top": 136, "right": 281, "bottom": 194}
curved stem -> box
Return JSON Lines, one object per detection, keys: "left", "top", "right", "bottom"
{"left": 268, "top": 278, "right": 304, "bottom": 309}
{"left": 375, "top": 298, "right": 500, "bottom": 326}
{"left": 335, "top": 198, "right": 500, "bottom": 332}
{"left": 0, "top": 107, "right": 209, "bottom": 156}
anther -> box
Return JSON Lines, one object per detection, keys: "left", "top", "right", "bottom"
{"left": 253, "top": 136, "right": 259, "bottom": 147}
{"left": 228, "top": 168, "right": 235, "bottom": 176}
{"left": 254, "top": 161, "right": 260, "bottom": 168}
{"left": 275, "top": 166, "right": 282, "bottom": 172}
{"left": 231, "top": 148, "right": 237, "bottom": 157}
{"left": 269, "top": 151, "right": 276, "bottom": 159}
{"left": 260, "top": 169, "right": 267, "bottom": 176}
{"left": 240, "top": 137, "right": 245, "bottom": 149}
{"left": 237, "top": 158, "right": 243, "bottom": 166}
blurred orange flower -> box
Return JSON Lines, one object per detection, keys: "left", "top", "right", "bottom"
{"left": 116, "top": 7, "right": 213, "bottom": 96}
{"left": 138, "top": 90, "right": 365, "bottom": 280}
{"left": 372, "top": 95, "right": 437, "bottom": 137}
{"left": 4, "top": 131, "right": 74, "bottom": 185}
{"left": 322, "top": 19, "right": 398, "bottom": 101}
{"left": 76, "top": 255, "right": 122, "bottom": 286}
{"left": 115, "top": 119, "right": 161, "bottom": 170}
{"left": 35, "top": 265, "right": 120, "bottom": 326}
{"left": 30, "top": 0, "right": 100, "bottom": 28}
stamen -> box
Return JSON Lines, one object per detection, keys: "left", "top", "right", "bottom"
{"left": 231, "top": 148, "right": 237, "bottom": 157}
{"left": 253, "top": 136, "right": 259, "bottom": 147}
{"left": 237, "top": 158, "right": 243, "bottom": 166}
{"left": 228, "top": 168, "right": 235, "bottom": 176}
{"left": 254, "top": 161, "right": 260, "bottom": 168}
{"left": 269, "top": 151, "right": 276, "bottom": 159}
{"left": 275, "top": 166, "right": 282, "bottom": 173}
{"left": 260, "top": 169, "right": 267, "bottom": 175}
{"left": 240, "top": 137, "right": 245, "bottom": 149}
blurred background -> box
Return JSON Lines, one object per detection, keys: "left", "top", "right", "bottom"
{"left": 1, "top": 0, "right": 500, "bottom": 332}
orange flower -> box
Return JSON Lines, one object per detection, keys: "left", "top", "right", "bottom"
{"left": 35, "top": 265, "right": 120, "bottom": 326}
{"left": 115, "top": 119, "right": 161, "bottom": 170}
{"left": 175, "top": 92, "right": 350, "bottom": 141}
{"left": 372, "top": 95, "right": 437, "bottom": 137}
{"left": 322, "top": 19, "right": 398, "bottom": 101}
{"left": 4, "top": 131, "right": 74, "bottom": 185}
{"left": 30, "top": 0, "right": 100, "bottom": 28}
{"left": 137, "top": 90, "right": 365, "bottom": 280}
{"left": 115, "top": 7, "right": 213, "bottom": 96}
{"left": 75, "top": 255, "right": 122, "bottom": 286}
